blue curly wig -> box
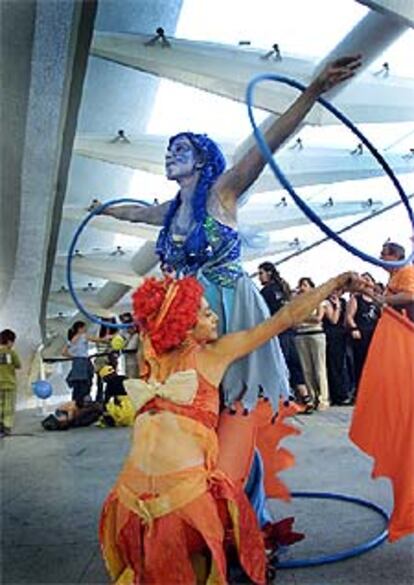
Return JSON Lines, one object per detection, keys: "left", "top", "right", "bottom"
{"left": 156, "top": 132, "right": 226, "bottom": 271}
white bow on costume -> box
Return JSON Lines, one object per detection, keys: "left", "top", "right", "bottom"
{"left": 124, "top": 370, "right": 198, "bottom": 412}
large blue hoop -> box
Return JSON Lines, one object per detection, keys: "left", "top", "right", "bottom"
{"left": 66, "top": 198, "right": 151, "bottom": 330}
{"left": 276, "top": 491, "right": 389, "bottom": 569}
{"left": 246, "top": 74, "right": 414, "bottom": 269}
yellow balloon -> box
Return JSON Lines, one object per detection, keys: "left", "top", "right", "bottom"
{"left": 111, "top": 334, "right": 126, "bottom": 351}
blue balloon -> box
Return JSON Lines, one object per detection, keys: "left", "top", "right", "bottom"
{"left": 32, "top": 380, "right": 53, "bottom": 399}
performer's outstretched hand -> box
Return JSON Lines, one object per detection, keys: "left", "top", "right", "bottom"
{"left": 86, "top": 198, "right": 168, "bottom": 225}
{"left": 311, "top": 55, "right": 362, "bottom": 94}
{"left": 334, "top": 271, "right": 375, "bottom": 296}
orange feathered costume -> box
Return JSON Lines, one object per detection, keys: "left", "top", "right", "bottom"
{"left": 349, "top": 307, "right": 414, "bottom": 542}
{"left": 99, "top": 343, "right": 267, "bottom": 584}
{"left": 99, "top": 277, "right": 301, "bottom": 584}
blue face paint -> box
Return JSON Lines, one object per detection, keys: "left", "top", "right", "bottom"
{"left": 165, "top": 136, "right": 198, "bottom": 180}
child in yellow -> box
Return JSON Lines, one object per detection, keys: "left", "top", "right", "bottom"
{"left": 97, "top": 365, "right": 135, "bottom": 427}
{"left": 0, "top": 329, "right": 21, "bottom": 437}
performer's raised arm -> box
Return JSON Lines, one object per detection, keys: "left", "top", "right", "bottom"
{"left": 209, "top": 272, "right": 365, "bottom": 375}
{"left": 214, "top": 55, "right": 362, "bottom": 208}
{"left": 131, "top": 273, "right": 367, "bottom": 390}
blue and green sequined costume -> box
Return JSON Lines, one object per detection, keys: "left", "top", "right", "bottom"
{"left": 157, "top": 214, "right": 290, "bottom": 412}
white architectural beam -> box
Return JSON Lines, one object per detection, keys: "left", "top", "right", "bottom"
{"left": 91, "top": 31, "right": 414, "bottom": 124}
{"left": 57, "top": 238, "right": 306, "bottom": 285}
{"left": 96, "top": 241, "right": 158, "bottom": 309}
{"left": 316, "top": 9, "right": 408, "bottom": 99}
{"left": 63, "top": 205, "right": 161, "bottom": 240}
{"left": 238, "top": 199, "right": 382, "bottom": 231}
{"left": 56, "top": 252, "right": 143, "bottom": 287}
{"left": 74, "top": 133, "right": 414, "bottom": 192}
{"left": 356, "top": 1, "right": 414, "bottom": 28}
{"left": 242, "top": 239, "right": 304, "bottom": 261}
{"left": 48, "top": 288, "right": 119, "bottom": 316}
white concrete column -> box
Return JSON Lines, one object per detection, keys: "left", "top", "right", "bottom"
{"left": 316, "top": 9, "right": 408, "bottom": 97}
{"left": 0, "top": 0, "right": 96, "bottom": 402}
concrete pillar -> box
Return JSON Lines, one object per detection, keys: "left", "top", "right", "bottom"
{"left": 0, "top": 0, "right": 36, "bottom": 307}
{"left": 0, "top": 0, "right": 97, "bottom": 401}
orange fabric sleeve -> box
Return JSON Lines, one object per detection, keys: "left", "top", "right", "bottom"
{"left": 388, "top": 265, "right": 414, "bottom": 294}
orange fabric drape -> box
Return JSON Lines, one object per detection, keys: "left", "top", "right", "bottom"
{"left": 255, "top": 400, "right": 301, "bottom": 501}
{"left": 349, "top": 307, "right": 414, "bottom": 542}
{"left": 216, "top": 400, "right": 300, "bottom": 501}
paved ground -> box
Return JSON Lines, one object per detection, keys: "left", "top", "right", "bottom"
{"left": 1, "top": 406, "right": 413, "bottom": 584}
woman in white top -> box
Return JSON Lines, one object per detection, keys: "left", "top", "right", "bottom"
{"left": 63, "top": 321, "right": 98, "bottom": 407}
{"left": 294, "top": 278, "right": 330, "bottom": 410}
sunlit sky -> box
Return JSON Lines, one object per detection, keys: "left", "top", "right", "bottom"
{"left": 130, "top": 0, "right": 414, "bottom": 287}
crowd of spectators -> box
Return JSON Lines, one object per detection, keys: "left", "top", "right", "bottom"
{"left": 257, "top": 240, "right": 414, "bottom": 413}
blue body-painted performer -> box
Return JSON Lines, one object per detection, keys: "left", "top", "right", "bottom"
{"left": 91, "top": 56, "right": 361, "bottom": 523}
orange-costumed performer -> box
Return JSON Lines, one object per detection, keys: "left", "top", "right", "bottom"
{"left": 100, "top": 272, "right": 366, "bottom": 584}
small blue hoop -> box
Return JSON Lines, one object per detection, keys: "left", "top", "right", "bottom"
{"left": 66, "top": 198, "right": 151, "bottom": 330}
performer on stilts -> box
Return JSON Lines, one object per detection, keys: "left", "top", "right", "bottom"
{"left": 100, "top": 271, "right": 367, "bottom": 584}
{"left": 91, "top": 55, "right": 361, "bottom": 523}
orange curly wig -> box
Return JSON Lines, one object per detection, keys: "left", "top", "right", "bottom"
{"left": 132, "top": 277, "right": 204, "bottom": 354}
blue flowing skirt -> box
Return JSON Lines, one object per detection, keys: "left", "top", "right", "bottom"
{"left": 199, "top": 272, "right": 290, "bottom": 412}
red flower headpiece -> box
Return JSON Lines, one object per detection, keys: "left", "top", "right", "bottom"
{"left": 132, "top": 276, "right": 204, "bottom": 354}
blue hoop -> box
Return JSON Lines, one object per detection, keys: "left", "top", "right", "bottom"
{"left": 66, "top": 198, "right": 151, "bottom": 330}
{"left": 277, "top": 491, "right": 389, "bottom": 569}
{"left": 246, "top": 74, "right": 414, "bottom": 269}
